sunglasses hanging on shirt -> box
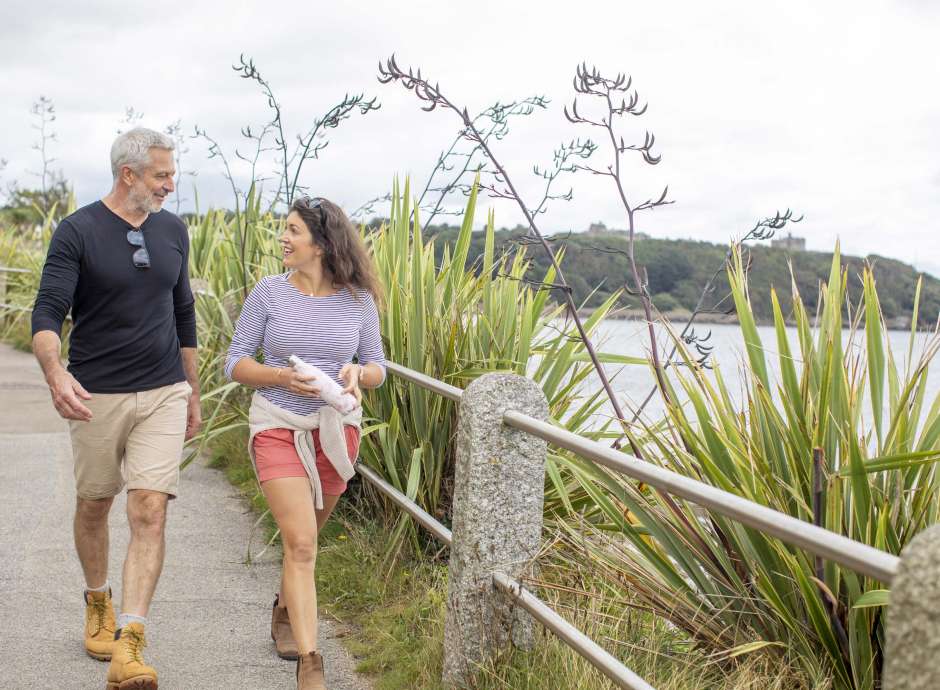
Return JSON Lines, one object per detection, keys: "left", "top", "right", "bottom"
{"left": 126, "top": 228, "right": 150, "bottom": 269}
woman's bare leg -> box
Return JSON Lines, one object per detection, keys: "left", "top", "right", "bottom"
{"left": 277, "top": 493, "right": 343, "bottom": 604}
{"left": 262, "top": 477, "right": 322, "bottom": 654}
{"left": 315, "top": 493, "right": 342, "bottom": 530}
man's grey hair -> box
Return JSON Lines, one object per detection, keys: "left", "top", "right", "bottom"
{"left": 110, "top": 127, "right": 175, "bottom": 179}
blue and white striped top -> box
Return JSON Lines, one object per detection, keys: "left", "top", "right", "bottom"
{"left": 224, "top": 273, "right": 386, "bottom": 416}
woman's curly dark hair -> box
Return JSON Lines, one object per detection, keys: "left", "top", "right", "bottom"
{"left": 290, "top": 197, "right": 384, "bottom": 308}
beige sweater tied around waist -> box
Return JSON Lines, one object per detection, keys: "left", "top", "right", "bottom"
{"left": 247, "top": 392, "right": 363, "bottom": 509}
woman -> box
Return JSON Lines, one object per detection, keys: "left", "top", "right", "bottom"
{"left": 225, "top": 197, "right": 386, "bottom": 689}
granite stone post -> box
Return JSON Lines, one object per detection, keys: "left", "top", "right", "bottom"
{"left": 884, "top": 524, "right": 940, "bottom": 690}
{"left": 442, "top": 373, "right": 549, "bottom": 688}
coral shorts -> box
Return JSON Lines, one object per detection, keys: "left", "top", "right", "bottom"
{"left": 252, "top": 426, "right": 361, "bottom": 495}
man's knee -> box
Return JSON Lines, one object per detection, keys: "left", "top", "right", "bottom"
{"left": 127, "top": 490, "right": 168, "bottom": 535}
{"left": 75, "top": 496, "right": 113, "bottom": 525}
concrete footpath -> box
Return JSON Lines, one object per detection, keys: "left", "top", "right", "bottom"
{"left": 0, "top": 343, "right": 372, "bottom": 690}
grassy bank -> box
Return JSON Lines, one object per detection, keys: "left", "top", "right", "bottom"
{"left": 312, "top": 511, "right": 804, "bottom": 690}
{"left": 209, "top": 424, "right": 802, "bottom": 689}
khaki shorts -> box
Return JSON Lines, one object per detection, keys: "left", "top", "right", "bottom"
{"left": 69, "top": 381, "right": 192, "bottom": 499}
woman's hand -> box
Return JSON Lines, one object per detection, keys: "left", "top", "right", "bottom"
{"left": 275, "top": 367, "right": 321, "bottom": 397}
{"left": 339, "top": 363, "right": 363, "bottom": 406}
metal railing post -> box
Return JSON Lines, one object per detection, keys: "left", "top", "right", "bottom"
{"left": 884, "top": 523, "right": 940, "bottom": 689}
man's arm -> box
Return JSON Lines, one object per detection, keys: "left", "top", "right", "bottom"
{"left": 31, "top": 221, "right": 92, "bottom": 421}
{"left": 181, "top": 347, "right": 199, "bottom": 394}
{"left": 172, "top": 222, "right": 201, "bottom": 441}
{"left": 32, "top": 330, "right": 92, "bottom": 421}
{"left": 181, "top": 345, "right": 201, "bottom": 442}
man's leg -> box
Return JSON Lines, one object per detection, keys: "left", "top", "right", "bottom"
{"left": 76, "top": 495, "right": 120, "bottom": 661}
{"left": 70, "top": 391, "right": 131, "bottom": 587}
{"left": 69, "top": 392, "right": 131, "bottom": 662}
{"left": 106, "top": 490, "right": 168, "bottom": 688}
{"left": 121, "top": 489, "right": 169, "bottom": 618}
{"left": 118, "top": 381, "right": 189, "bottom": 620}
{"left": 106, "top": 382, "right": 187, "bottom": 688}
{"left": 74, "top": 496, "right": 114, "bottom": 588}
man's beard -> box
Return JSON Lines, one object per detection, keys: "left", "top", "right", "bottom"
{"left": 128, "top": 185, "right": 163, "bottom": 215}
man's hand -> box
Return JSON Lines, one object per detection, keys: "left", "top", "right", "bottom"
{"left": 185, "top": 392, "right": 202, "bottom": 441}
{"left": 47, "top": 368, "right": 93, "bottom": 421}
{"left": 33, "top": 330, "right": 91, "bottom": 421}
{"left": 339, "top": 363, "right": 363, "bottom": 407}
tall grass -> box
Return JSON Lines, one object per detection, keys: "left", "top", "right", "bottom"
{"left": 0, "top": 209, "right": 67, "bottom": 350}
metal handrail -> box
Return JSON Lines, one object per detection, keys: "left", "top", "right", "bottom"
{"left": 385, "top": 361, "right": 463, "bottom": 401}
{"left": 356, "top": 464, "right": 453, "bottom": 545}
{"left": 503, "top": 411, "right": 899, "bottom": 583}
{"left": 0, "top": 302, "right": 35, "bottom": 313}
{"left": 0, "top": 301, "right": 70, "bottom": 322}
{"left": 492, "top": 572, "right": 655, "bottom": 690}
{"left": 381, "top": 360, "right": 899, "bottom": 584}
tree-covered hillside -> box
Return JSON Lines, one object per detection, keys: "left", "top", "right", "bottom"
{"left": 423, "top": 226, "right": 940, "bottom": 326}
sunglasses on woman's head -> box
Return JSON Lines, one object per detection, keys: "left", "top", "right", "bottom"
{"left": 126, "top": 229, "right": 150, "bottom": 269}
{"left": 297, "top": 196, "right": 327, "bottom": 230}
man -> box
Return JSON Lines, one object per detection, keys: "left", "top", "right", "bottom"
{"left": 31, "top": 127, "right": 200, "bottom": 690}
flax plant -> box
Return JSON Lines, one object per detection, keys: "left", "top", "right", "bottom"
{"left": 183, "top": 187, "right": 284, "bottom": 464}
{"left": 360, "top": 177, "right": 639, "bottom": 548}
{"left": 0, "top": 206, "right": 72, "bottom": 348}
{"left": 563, "top": 245, "right": 940, "bottom": 688}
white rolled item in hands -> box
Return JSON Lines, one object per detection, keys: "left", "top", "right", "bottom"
{"left": 288, "top": 355, "right": 359, "bottom": 414}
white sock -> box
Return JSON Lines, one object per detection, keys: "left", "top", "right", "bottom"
{"left": 86, "top": 580, "right": 110, "bottom": 593}
{"left": 117, "top": 613, "right": 147, "bottom": 630}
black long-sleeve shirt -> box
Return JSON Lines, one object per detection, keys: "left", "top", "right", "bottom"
{"left": 31, "top": 200, "right": 197, "bottom": 393}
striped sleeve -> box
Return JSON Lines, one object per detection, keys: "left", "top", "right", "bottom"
{"left": 224, "top": 278, "right": 271, "bottom": 380}
{"left": 358, "top": 292, "right": 387, "bottom": 385}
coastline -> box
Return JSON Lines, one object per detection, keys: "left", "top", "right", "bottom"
{"left": 576, "top": 307, "right": 918, "bottom": 332}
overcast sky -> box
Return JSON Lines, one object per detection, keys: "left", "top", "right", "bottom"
{"left": 2, "top": 0, "right": 938, "bottom": 275}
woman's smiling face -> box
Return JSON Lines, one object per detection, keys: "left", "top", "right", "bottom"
{"left": 280, "top": 211, "right": 322, "bottom": 269}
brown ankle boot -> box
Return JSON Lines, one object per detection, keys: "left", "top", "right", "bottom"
{"left": 296, "top": 651, "right": 326, "bottom": 690}
{"left": 106, "top": 622, "right": 158, "bottom": 689}
{"left": 84, "top": 589, "right": 116, "bottom": 661}
{"left": 271, "top": 594, "right": 299, "bottom": 660}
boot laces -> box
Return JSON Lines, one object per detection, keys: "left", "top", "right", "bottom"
{"left": 122, "top": 629, "right": 147, "bottom": 664}
{"left": 89, "top": 598, "right": 109, "bottom": 634}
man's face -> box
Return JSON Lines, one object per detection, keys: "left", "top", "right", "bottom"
{"left": 127, "top": 148, "right": 176, "bottom": 213}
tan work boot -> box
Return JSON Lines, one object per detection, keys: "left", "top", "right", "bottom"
{"left": 296, "top": 651, "right": 326, "bottom": 690}
{"left": 272, "top": 594, "right": 299, "bottom": 660}
{"left": 84, "top": 589, "right": 116, "bottom": 661}
{"left": 106, "top": 622, "right": 158, "bottom": 689}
